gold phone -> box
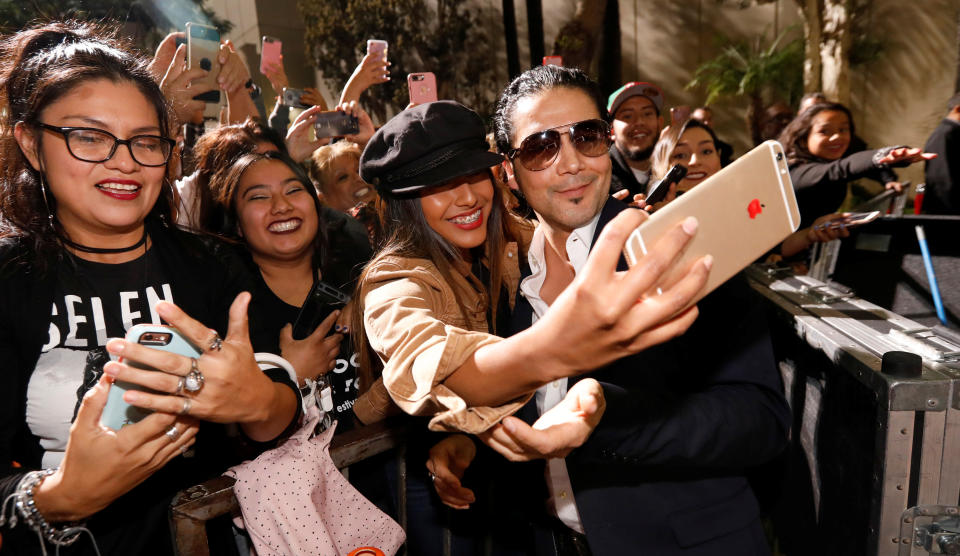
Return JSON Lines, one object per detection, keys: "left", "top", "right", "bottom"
{"left": 623, "top": 140, "right": 801, "bottom": 305}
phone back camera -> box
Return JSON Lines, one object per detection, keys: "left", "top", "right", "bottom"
{"left": 776, "top": 152, "right": 784, "bottom": 161}
{"left": 200, "top": 57, "right": 212, "bottom": 71}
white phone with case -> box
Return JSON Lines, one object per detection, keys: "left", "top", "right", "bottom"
{"left": 623, "top": 140, "right": 801, "bottom": 306}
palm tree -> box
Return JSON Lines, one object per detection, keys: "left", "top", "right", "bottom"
{"left": 688, "top": 28, "right": 803, "bottom": 145}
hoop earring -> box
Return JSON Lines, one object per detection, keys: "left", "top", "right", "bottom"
{"left": 38, "top": 172, "right": 56, "bottom": 231}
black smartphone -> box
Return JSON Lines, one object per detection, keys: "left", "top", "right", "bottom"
{"left": 291, "top": 280, "right": 350, "bottom": 340}
{"left": 646, "top": 164, "right": 688, "bottom": 205}
{"left": 314, "top": 111, "right": 360, "bottom": 139}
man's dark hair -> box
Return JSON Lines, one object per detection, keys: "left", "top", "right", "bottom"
{"left": 947, "top": 93, "right": 960, "bottom": 112}
{"left": 492, "top": 65, "right": 606, "bottom": 155}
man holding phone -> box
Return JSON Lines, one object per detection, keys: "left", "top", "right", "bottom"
{"left": 482, "top": 66, "right": 790, "bottom": 555}
{"left": 607, "top": 81, "right": 665, "bottom": 197}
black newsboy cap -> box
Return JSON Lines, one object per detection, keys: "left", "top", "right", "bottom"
{"left": 359, "top": 101, "right": 504, "bottom": 197}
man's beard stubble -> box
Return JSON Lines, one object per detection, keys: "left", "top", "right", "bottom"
{"left": 624, "top": 144, "right": 654, "bottom": 163}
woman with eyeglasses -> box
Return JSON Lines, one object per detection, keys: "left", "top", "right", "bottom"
{"left": 0, "top": 22, "right": 299, "bottom": 555}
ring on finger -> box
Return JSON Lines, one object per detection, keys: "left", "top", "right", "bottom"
{"left": 179, "top": 397, "right": 192, "bottom": 416}
{"left": 174, "top": 376, "right": 186, "bottom": 395}
{"left": 165, "top": 425, "right": 180, "bottom": 441}
{"left": 207, "top": 332, "right": 223, "bottom": 352}
{"left": 184, "top": 358, "right": 204, "bottom": 393}
{"left": 428, "top": 471, "right": 437, "bottom": 482}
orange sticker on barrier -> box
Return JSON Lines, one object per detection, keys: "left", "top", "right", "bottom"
{"left": 348, "top": 548, "right": 385, "bottom": 556}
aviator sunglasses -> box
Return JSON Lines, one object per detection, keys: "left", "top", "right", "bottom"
{"left": 507, "top": 119, "right": 612, "bottom": 171}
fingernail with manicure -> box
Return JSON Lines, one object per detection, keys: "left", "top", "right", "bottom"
{"left": 682, "top": 216, "right": 699, "bottom": 235}
{"left": 703, "top": 255, "right": 714, "bottom": 271}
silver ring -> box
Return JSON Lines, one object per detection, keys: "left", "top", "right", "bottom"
{"left": 165, "top": 425, "right": 180, "bottom": 441}
{"left": 208, "top": 333, "right": 223, "bottom": 352}
{"left": 179, "top": 397, "right": 192, "bottom": 415}
{"left": 175, "top": 376, "right": 185, "bottom": 395}
{"left": 428, "top": 471, "right": 436, "bottom": 482}
{"left": 184, "top": 358, "right": 204, "bottom": 393}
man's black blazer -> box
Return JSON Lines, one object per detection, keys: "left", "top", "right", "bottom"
{"left": 509, "top": 198, "right": 791, "bottom": 555}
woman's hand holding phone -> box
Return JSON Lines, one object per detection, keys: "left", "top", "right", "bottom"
{"left": 285, "top": 105, "right": 331, "bottom": 162}
{"left": 216, "top": 40, "right": 250, "bottom": 95}
{"left": 279, "top": 309, "right": 344, "bottom": 385}
{"left": 103, "top": 293, "right": 298, "bottom": 442}
{"left": 336, "top": 101, "right": 375, "bottom": 147}
{"left": 32, "top": 375, "right": 199, "bottom": 522}
{"left": 160, "top": 43, "right": 214, "bottom": 126}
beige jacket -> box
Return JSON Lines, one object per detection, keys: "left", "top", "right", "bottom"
{"left": 359, "top": 242, "right": 531, "bottom": 433}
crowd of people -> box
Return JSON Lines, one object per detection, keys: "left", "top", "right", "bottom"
{"left": 0, "top": 17, "right": 953, "bottom": 556}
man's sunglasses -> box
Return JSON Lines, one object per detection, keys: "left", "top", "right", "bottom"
{"left": 507, "top": 119, "right": 612, "bottom": 172}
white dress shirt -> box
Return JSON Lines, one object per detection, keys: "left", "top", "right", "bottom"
{"left": 518, "top": 212, "right": 601, "bottom": 534}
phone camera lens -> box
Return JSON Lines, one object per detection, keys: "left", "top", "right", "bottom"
{"left": 776, "top": 152, "right": 784, "bottom": 161}
{"left": 200, "top": 58, "right": 212, "bottom": 71}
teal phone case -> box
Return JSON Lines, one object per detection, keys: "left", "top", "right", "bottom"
{"left": 99, "top": 324, "right": 202, "bottom": 430}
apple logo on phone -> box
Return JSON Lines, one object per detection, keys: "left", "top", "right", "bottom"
{"left": 748, "top": 199, "right": 764, "bottom": 219}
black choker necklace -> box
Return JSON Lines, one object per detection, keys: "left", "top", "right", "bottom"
{"left": 59, "top": 228, "right": 148, "bottom": 255}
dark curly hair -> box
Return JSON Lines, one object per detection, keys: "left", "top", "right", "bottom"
{"left": 0, "top": 20, "right": 174, "bottom": 269}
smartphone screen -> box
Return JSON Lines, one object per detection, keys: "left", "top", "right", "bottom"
{"left": 543, "top": 56, "right": 563, "bottom": 66}
{"left": 260, "top": 35, "right": 282, "bottom": 75}
{"left": 186, "top": 22, "right": 221, "bottom": 104}
{"left": 292, "top": 281, "right": 350, "bottom": 340}
{"left": 314, "top": 111, "right": 360, "bottom": 139}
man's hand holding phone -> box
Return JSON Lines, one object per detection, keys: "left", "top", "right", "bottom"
{"left": 486, "top": 210, "right": 710, "bottom": 391}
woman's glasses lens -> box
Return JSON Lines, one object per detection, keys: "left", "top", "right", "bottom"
{"left": 515, "top": 120, "right": 610, "bottom": 171}
{"left": 65, "top": 128, "right": 171, "bottom": 167}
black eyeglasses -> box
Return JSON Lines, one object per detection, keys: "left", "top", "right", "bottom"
{"left": 507, "top": 119, "right": 612, "bottom": 172}
{"left": 37, "top": 123, "right": 174, "bottom": 167}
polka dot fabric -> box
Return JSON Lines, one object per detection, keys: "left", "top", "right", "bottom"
{"left": 225, "top": 407, "right": 405, "bottom": 555}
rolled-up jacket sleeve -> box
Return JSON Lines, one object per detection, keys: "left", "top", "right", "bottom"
{"left": 362, "top": 261, "right": 532, "bottom": 433}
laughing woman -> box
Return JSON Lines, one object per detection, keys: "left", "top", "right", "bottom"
{"left": 202, "top": 148, "right": 383, "bottom": 426}
{"left": 0, "top": 22, "right": 298, "bottom": 555}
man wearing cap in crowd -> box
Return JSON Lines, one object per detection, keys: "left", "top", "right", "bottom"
{"left": 607, "top": 81, "right": 665, "bottom": 196}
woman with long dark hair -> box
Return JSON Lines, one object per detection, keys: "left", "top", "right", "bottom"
{"left": 778, "top": 102, "right": 934, "bottom": 228}
{"left": 0, "top": 21, "right": 298, "bottom": 554}
{"left": 202, "top": 148, "right": 387, "bottom": 425}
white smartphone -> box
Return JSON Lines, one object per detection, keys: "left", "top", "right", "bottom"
{"left": 367, "top": 39, "right": 388, "bottom": 63}
{"left": 623, "top": 140, "right": 801, "bottom": 306}
{"left": 827, "top": 211, "right": 881, "bottom": 230}
{"left": 100, "top": 325, "right": 202, "bottom": 430}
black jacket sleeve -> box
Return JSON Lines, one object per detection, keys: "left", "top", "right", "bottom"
{"left": 571, "top": 278, "right": 791, "bottom": 470}
{"left": 923, "top": 120, "right": 960, "bottom": 214}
